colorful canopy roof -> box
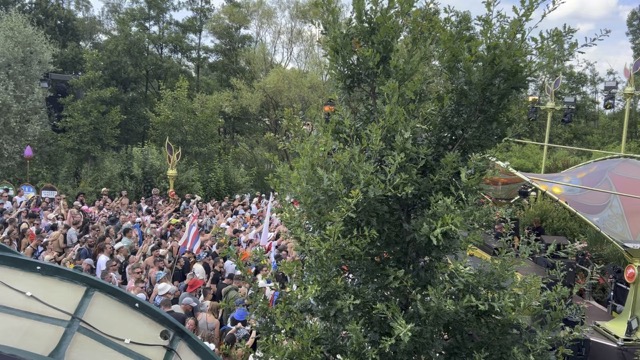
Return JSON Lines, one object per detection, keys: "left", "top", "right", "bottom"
{"left": 515, "top": 157, "right": 640, "bottom": 249}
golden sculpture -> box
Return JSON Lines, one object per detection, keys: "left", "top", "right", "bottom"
{"left": 164, "top": 137, "right": 182, "bottom": 192}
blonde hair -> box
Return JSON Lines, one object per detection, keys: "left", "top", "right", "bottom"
{"left": 208, "top": 301, "right": 220, "bottom": 316}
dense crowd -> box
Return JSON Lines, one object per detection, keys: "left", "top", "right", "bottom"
{"left": 0, "top": 187, "right": 296, "bottom": 359}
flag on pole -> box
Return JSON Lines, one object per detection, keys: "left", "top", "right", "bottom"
{"left": 259, "top": 193, "right": 273, "bottom": 246}
{"left": 179, "top": 205, "right": 201, "bottom": 255}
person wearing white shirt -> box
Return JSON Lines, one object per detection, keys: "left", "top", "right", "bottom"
{"left": 13, "top": 189, "right": 26, "bottom": 208}
{"left": 224, "top": 259, "right": 237, "bottom": 275}
{"left": 2, "top": 193, "right": 13, "bottom": 212}
{"left": 95, "top": 242, "right": 113, "bottom": 278}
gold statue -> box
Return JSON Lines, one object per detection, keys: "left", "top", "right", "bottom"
{"left": 164, "top": 137, "right": 182, "bottom": 192}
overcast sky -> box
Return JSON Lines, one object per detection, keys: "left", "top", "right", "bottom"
{"left": 90, "top": 0, "right": 637, "bottom": 79}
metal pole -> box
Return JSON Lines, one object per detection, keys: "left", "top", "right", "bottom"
{"left": 622, "top": 85, "right": 635, "bottom": 154}
{"left": 506, "top": 138, "right": 630, "bottom": 157}
{"left": 525, "top": 176, "right": 640, "bottom": 200}
{"left": 541, "top": 105, "right": 553, "bottom": 174}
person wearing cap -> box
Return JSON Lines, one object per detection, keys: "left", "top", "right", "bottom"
{"left": 100, "top": 188, "right": 112, "bottom": 205}
{"left": 74, "top": 258, "right": 95, "bottom": 275}
{"left": 113, "top": 241, "right": 126, "bottom": 257}
{"left": 258, "top": 279, "right": 275, "bottom": 300}
{"left": 149, "top": 269, "right": 175, "bottom": 304}
{"left": 224, "top": 307, "right": 257, "bottom": 355}
{"left": 173, "top": 297, "right": 199, "bottom": 319}
{"left": 179, "top": 277, "right": 204, "bottom": 315}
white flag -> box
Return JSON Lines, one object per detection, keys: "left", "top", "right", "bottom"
{"left": 260, "top": 193, "right": 273, "bottom": 246}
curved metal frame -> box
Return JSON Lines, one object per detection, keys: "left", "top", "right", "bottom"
{"left": 0, "top": 245, "right": 219, "bottom": 360}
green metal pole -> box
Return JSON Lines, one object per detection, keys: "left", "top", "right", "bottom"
{"left": 541, "top": 104, "right": 554, "bottom": 174}
{"left": 622, "top": 85, "right": 635, "bottom": 154}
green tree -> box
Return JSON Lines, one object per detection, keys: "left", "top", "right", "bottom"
{"left": 14, "top": 0, "right": 101, "bottom": 73}
{"left": 180, "top": 0, "right": 215, "bottom": 92}
{"left": 258, "top": 1, "right": 581, "bottom": 358}
{"left": 627, "top": 5, "right": 640, "bottom": 61}
{"left": 0, "top": 10, "right": 54, "bottom": 181}
{"left": 246, "top": 0, "right": 323, "bottom": 73}
{"left": 208, "top": 0, "right": 253, "bottom": 89}
{"left": 59, "top": 72, "right": 124, "bottom": 168}
{"left": 79, "top": 0, "right": 192, "bottom": 147}
{"left": 626, "top": 5, "right": 640, "bottom": 138}
{"left": 150, "top": 77, "right": 223, "bottom": 159}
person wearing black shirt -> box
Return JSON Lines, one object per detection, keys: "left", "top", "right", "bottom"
{"left": 216, "top": 273, "right": 234, "bottom": 302}
{"left": 172, "top": 257, "right": 187, "bottom": 285}
{"left": 211, "top": 257, "right": 224, "bottom": 287}
{"left": 160, "top": 299, "right": 186, "bottom": 325}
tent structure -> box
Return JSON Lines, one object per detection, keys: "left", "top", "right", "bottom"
{"left": 497, "top": 156, "right": 640, "bottom": 256}
{"left": 0, "top": 245, "right": 220, "bottom": 360}
{"left": 495, "top": 155, "right": 640, "bottom": 346}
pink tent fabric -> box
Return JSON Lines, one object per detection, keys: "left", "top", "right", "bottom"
{"left": 519, "top": 157, "right": 640, "bottom": 248}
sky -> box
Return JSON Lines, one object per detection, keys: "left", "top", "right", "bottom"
{"left": 90, "top": 0, "right": 638, "bottom": 78}
{"left": 439, "top": 0, "right": 638, "bottom": 78}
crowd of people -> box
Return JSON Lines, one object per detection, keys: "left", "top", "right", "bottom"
{"left": 0, "top": 187, "right": 296, "bottom": 359}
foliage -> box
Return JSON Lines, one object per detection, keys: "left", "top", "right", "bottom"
{"left": 60, "top": 73, "right": 124, "bottom": 165}
{"left": 258, "top": 1, "right": 583, "bottom": 358}
{"left": 627, "top": 5, "right": 640, "bottom": 61}
{"left": 0, "top": 10, "right": 54, "bottom": 179}
{"left": 519, "top": 198, "right": 625, "bottom": 265}
{"left": 208, "top": 0, "right": 254, "bottom": 89}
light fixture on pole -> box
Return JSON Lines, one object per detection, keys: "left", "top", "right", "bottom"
{"left": 527, "top": 96, "right": 539, "bottom": 121}
{"left": 603, "top": 93, "right": 616, "bottom": 110}
{"left": 604, "top": 81, "right": 619, "bottom": 92}
{"left": 620, "top": 58, "right": 640, "bottom": 154}
{"left": 323, "top": 99, "right": 335, "bottom": 123}
{"left": 23, "top": 145, "right": 34, "bottom": 183}
{"left": 603, "top": 81, "right": 618, "bottom": 110}
{"left": 561, "top": 96, "right": 577, "bottom": 125}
